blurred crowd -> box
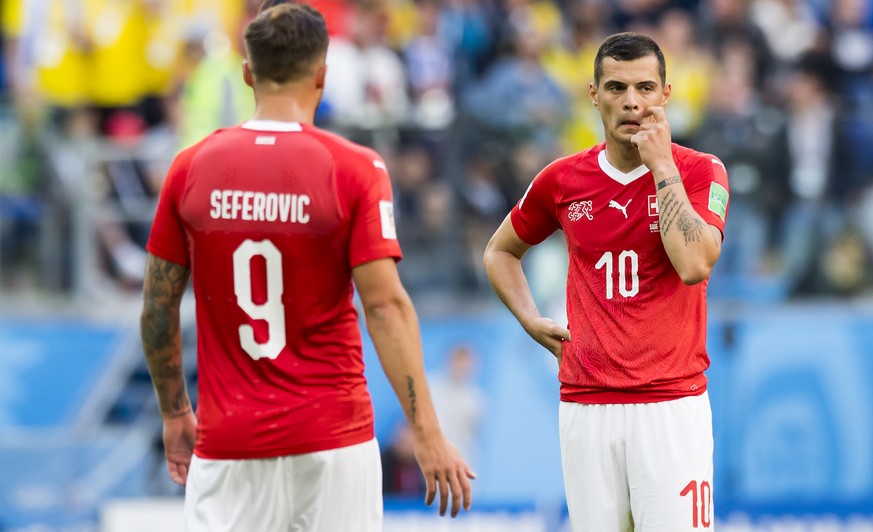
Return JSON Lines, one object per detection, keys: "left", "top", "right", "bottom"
{"left": 1, "top": 0, "right": 873, "bottom": 302}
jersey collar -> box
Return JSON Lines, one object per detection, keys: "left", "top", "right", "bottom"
{"left": 598, "top": 150, "right": 650, "bottom": 186}
{"left": 241, "top": 120, "right": 303, "bottom": 132}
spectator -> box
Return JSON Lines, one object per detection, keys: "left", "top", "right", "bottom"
{"left": 462, "top": 18, "right": 569, "bottom": 161}
{"left": 690, "top": 38, "right": 779, "bottom": 294}
{"left": 541, "top": 17, "right": 607, "bottom": 153}
{"left": 750, "top": 0, "right": 820, "bottom": 66}
{"left": 428, "top": 344, "right": 485, "bottom": 468}
{"left": 403, "top": 0, "right": 455, "bottom": 130}
{"left": 656, "top": 8, "right": 715, "bottom": 144}
{"left": 381, "top": 421, "right": 427, "bottom": 497}
{"left": 770, "top": 54, "right": 853, "bottom": 295}
{"left": 700, "top": 0, "right": 774, "bottom": 91}
{"left": 174, "top": 4, "right": 257, "bottom": 148}
{"left": 322, "top": 0, "right": 409, "bottom": 149}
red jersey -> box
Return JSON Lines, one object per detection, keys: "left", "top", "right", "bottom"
{"left": 511, "top": 143, "right": 729, "bottom": 404}
{"left": 147, "top": 120, "right": 401, "bottom": 459}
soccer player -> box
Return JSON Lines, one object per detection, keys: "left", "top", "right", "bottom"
{"left": 140, "top": 4, "right": 474, "bottom": 531}
{"left": 483, "top": 32, "right": 729, "bottom": 531}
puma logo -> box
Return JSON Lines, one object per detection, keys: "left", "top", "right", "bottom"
{"left": 609, "top": 198, "right": 632, "bottom": 219}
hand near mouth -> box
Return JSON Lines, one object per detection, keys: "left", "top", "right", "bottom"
{"left": 630, "top": 106, "right": 675, "bottom": 174}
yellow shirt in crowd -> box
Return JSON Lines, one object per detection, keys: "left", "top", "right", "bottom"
{"left": 7, "top": 0, "right": 246, "bottom": 108}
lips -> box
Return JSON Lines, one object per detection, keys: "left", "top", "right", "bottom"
{"left": 621, "top": 120, "right": 641, "bottom": 126}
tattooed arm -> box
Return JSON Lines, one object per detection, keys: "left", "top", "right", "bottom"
{"left": 655, "top": 175, "right": 722, "bottom": 285}
{"left": 631, "top": 106, "right": 722, "bottom": 285}
{"left": 352, "top": 258, "right": 475, "bottom": 517}
{"left": 141, "top": 253, "right": 195, "bottom": 484}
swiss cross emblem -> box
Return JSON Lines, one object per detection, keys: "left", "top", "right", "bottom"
{"left": 648, "top": 195, "right": 659, "bottom": 217}
{"left": 568, "top": 201, "right": 594, "bottom": 221}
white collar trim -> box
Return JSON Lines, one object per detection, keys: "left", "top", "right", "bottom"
{"left": 598, "top": 150, "right": 650, "bottom": 185}
{"left": 242, "top": 120, "right": 303, "bottom": 132}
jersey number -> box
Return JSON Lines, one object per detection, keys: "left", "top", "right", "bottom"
{"left": 594, "top": 250, "right": 639, "bottom": 299}
{"left": 233, "top": 239, "right": 286, "bottom": 360}
{"left": 680, "top": 480, "right": 712, "bottom": 528}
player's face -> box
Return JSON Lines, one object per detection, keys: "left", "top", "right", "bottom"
{"left": 590, "top": 55, "right": 671, "bottom": 146}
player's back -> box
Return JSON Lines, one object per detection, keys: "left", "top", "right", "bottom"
{"left": 175, "top": 121, "right": 393, "bottom": 459}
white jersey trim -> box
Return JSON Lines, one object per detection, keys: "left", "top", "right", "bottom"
{"left": 598, "top": 150, "right": 650, "bottom": 185}
{"left": 241, "top": 120, "right": 304, "bottom": 132}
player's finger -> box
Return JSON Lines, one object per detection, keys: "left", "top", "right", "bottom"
{"left": 438, "top": 473, "right": 449, "bottom": 516}
{"left": 461, "top": 466, "right": 474, "bottom": 512}
{"left": 168, "top": 461, "right": 184, "bottom": 485}
{"left": 644, "top": 105, "right": 667, "bottom": 124}
{"left": 424, "top": 474, "right": 436, "bottom": 507}
{"left": 449, "top": 468, "right": 470, "bottom": 517}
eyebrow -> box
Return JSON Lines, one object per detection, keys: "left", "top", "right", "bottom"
{"left": 603, "top": 80, "right": 658, "bottom": 88}
{"left": 603, "top": 80, "right": 626, "bottom": 88}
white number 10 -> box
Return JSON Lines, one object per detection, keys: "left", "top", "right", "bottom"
{"left": 233, "top": 239, "right": 286, "bottom": 360}
{"left": 594, "top": 250, "right": 639, "bottom": 299}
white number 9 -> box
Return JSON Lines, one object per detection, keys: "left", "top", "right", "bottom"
{"left": 232, "top": 239, "right": 286, "bottom": 360}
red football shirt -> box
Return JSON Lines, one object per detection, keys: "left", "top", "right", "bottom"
{"left": 511, "top": 143, "right": 729, "bottom": 404}
{"left": 147, "top": 120, "right": 402, "bottom": 459}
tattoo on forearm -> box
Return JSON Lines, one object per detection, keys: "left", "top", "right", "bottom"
{"left": 676, "top": 211, "right": 704, "bottom": 245}
{"left": 406, "top": 376, "right": 417, "bottom": 425}
{"left": 659, "top": 190, "right": 681, "bottom": 235}
{"left": 659, "top": 190, "right": 705, "bottom": 245}
{"left": 656, "top": 175, "right": 682, "bottom": 190}
{"left": 141, "top": 256, "right": 191, "bottom": 417}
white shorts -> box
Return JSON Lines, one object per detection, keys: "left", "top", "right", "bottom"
{"left": 185, "top": 438, "right": 382, "bottom": 532}
{"left": 559, "top": 393, "right": 714, "bottom": 532}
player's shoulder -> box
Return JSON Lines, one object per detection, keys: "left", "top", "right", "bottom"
{"left": 170, "top": 129, "right": 228, "bottom": 170}
{"left": 180, "top": 127, "right": 237, "bottom": 158}
{"left": 671, "top": 143, "right": 723, "bottom": 169}
{"left": 305, "top": 125, "right": 384, "bottom": 168}
{"left": 538, "top": 143, "right": 601, "bottom": 181}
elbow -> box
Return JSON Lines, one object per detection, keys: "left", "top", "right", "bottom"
{"left": 362, "top": 291, "right": 411, "bottom": 326}
{"left": 679, "top": 270, "right": 709, "bottom": 286}
{"left": 483, "top": 236, "right": 515, "bottom": 279}
{"left": 483, "top": 241, "right": 497, "bottom": 278}
{"left": 676, "top": 261, "right": 714, "bottom": 286}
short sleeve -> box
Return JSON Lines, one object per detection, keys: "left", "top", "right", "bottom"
{"left": 685, "top": 155, "right": 730, "bottom": 236}
{"left": 146, "top": 148, "right": 195, "bottom": 266}
{"left": 510, "top": 164, "right": 561, "bottom": 245}
{"left": 348, "top": 154, "right": 403, "bottom": 268}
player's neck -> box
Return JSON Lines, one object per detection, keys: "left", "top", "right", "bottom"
{"left": 603, "top": 140, "right": 645, "bottom": 173}
{"left": 252, "top": 92, "right": 318, "bottom": 124}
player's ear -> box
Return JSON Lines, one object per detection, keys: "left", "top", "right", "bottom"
{"left": 661, "top": 82, "right": 671, "bottom": 106}
{"left": 315, "top": 64, "right": 327, "bottom": 90}
{"left": 589, "top": 82, "right": 598, "bottom": 108}
{"left": 242, "top": 61, "right": 254, "bottom": 88}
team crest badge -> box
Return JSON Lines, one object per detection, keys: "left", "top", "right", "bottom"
{"left": 568, "top": 201, "right": 594, "bottom": 221}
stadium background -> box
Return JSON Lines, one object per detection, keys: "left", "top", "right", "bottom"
{"left": 2, "top": 0, "right": 873, "bottom": 530}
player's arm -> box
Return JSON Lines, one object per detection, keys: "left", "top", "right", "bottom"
{"left": 655, "top": 175, "right": 722, "bottom": 284}
{"left": 352, "top": 258, "right": 475, "bottom": 517}
{"left": 632, "top": 106, "right": 722, "bottom": 285}
{"left": 483, "top": 214, "right": 570, "bottom": 360}
{"left": 140, "top": 252, "right": 196, "bottom": 485}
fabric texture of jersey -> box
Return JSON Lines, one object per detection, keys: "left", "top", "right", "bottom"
{"left": 511, "top": 142, "right": 729, "bottom": 404}
{"left": 147, "top": 121, "right": 402, "bottom": 459}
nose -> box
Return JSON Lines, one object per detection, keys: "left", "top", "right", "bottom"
{"left": 623, "top": 88, "right": 640, "bottom": 111}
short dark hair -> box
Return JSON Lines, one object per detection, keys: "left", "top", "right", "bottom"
{"left": 593, "top": 32, "right": 666, "bottom": 87}
{"left": 244, "top": 4, "right": 329, "bottom": 84}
